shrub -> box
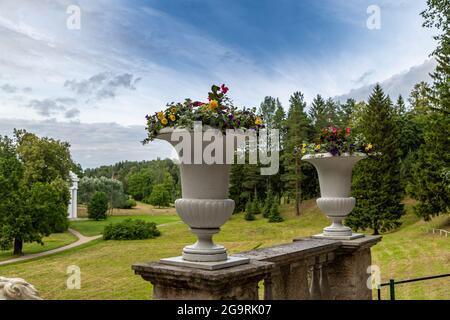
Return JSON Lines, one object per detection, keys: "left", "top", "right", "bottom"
{"left": 268, "top": 202, "right": 284, "bottom": 223}
{"left": 87, "top": 191, "right": 109, "bottom": 220}
{"left": 123, "top": 198, "right": 137, "bottom": 209}
{"left": 244, "top": 201, "right": 256, "bottom": 221}
{"left": 103, "top": 219, "right": 161, "bottom": 240}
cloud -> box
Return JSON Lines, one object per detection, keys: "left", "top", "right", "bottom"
{"left": 26, "top": 97, "right": 78, "bottom": 118}
{"left": 64, "top": 72, "right": 141, "bottom": 102}
{"left": 1, "top": 84, "right": 18, "bottom": 93}
{"left": 335, "top": 59, "right": 437, "bottom": 103}
{"left": 64, "top": 108, "right": 80, "bottom": 119}
{"left": 0, "top": 118, "right": 173, "bottom": 169}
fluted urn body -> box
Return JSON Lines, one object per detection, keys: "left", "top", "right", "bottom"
{"left": 302, "top": 152, "right": 366, "bottom": 239}
{"left": 157, "top": 128, "right": 235, "bottom": 262}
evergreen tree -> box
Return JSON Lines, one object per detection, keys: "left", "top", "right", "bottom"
{"left": 338, "top": 98, "right": 356, "bottom": 127}
{"left": 268, "top": 201, "right": 284, "bottom": 223}
{"left": 346, "top": 85, "right": 404, "bottom": 234}
{"left": 409, "top": 0, "right": 450, "bottom": 220}
{"left": 244, "top": 201, "right": 256, "bottom": 221}
{"left": 309, "top": 94, "right": 328, "bottom": 135}
{"left": 282, "top": 92, "right": 313, "bottom": 215}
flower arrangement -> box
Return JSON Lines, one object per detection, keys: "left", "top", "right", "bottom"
{"left": 143, "top": 84, "right": 263, "bottom": 143}
{"left": 302, "top": 126, "right": 374, "bottom": 156}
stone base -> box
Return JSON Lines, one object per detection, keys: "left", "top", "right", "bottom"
{"left": 160, "top": 255, "right": 250, "bottom": 270}
{"left": 312, "top": 233, "right": 365, "bottom": 240}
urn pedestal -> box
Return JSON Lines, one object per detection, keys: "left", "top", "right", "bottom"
{"left": 157, "top": 128, "right": 249, "bottom": 270}
{"left": 302, "top": 153, "right": 366, "bottom": 240}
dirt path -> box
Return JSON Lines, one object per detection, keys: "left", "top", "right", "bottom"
{"left": 0, "top": 229, "right": 102, "bottom": 266}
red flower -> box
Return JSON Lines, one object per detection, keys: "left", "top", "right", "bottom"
{"left": 220, "top": 84, "right": 229, "bottom": 94}
{"left": 346, "top": 127, "right": 351, "bottom": 134}
{"left": 331, "top": 126, "right": 337, "bottom": 134}
{"left": 193, "top": 101, "right": 205, "bottom": 107}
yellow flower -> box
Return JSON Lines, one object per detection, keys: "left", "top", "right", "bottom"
{"left": 161, "top": 118, "right": 168, "bottom": 126}
{"left": 301, "top": 147, "right": 307, "bottom": 155}
{"left": 255, "top": 117, "right": 263, "bottom": 125}
{"left": 209, "top": 100, "right": 219, "bottom": 110}
{"left": 169, "top": 114, "right": 176, "bottom": 121}
{"left": 157, "top": 111, "right": 164, "bottom": 120}
{"left": 315, "top": 144, "right": 321, "bottom": 151}
{"left": 170, "top": 107, "right": 177, "bottom": 114}
{"left": 302, "top": 143, "right": 307, "bottom": 148}
{"left": 365, "top": 143, "right": 373, "bottom": 151}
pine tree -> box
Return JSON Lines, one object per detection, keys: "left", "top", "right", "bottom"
{"left": 268, "top": 201, "right": 284, "bottom": 223}
{"left": 346, "top": 84, "right": 405, "bottom": 234}
{"left": 244, "top": 201, "right": 256, "bottom": 221}
{"left": 281, "top": 92, "right": 312, "bottom": 216}
{"left": 338, "top": 98, "right": 356, "bottom": 127}
{"left": 409, "top": 0, "right": 450, "bottom": 220}
{"left": 309, "top": 95, "right": 328, "bottom": 135}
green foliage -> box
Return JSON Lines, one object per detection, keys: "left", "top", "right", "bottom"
{"left": 14, "top": 129, "right": 73, "bottom": 185}
{"left": 262, "top": 191, "right": 274, "bottom": 218}
{"left": 244, "top": 201, "right": 256, "bottom": 221}
{"left": 347, "top": 85, "right": 405, "bottom": 234}
{"left": 88, "top": 192, "right": 109, "bottom": 220}
{"left": 268, "top": 202, "right": 284, "bottom": 223}
{"left": 147, "top": 184, "right": 171, "bottom": 208}
{"left": 409, "top": 0, "right": 450, "bottom": 220}
{"left": 0, "top": 133, "right": 71, "bottom": 255}
{"left": 78, "top": 176, "right": 128, "bottom": 209}
{"left": 124, "top": 198, "right": 137, "bottom": 209}
{"left": 103, "top": 219, "right": 160, "bottom": 240}
{"left": 282, "top": 91, "right": 315, "bottom": 215}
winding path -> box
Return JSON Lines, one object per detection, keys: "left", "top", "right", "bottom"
{"left": 0, "top": 229, "right": 102, "bottom": 266}
{"left": 0, "top": 220, "right": 182, "bottom": 267}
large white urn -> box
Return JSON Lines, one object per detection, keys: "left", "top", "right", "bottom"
{"left": 156, "top": 127, "right": 248, "bottom": 268}
{"left": 302, "top": 152, "right": 366, "bottom": 239}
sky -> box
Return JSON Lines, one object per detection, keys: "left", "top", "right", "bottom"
{"left": 0, "top": 0, "right": 439, "bottom": 168}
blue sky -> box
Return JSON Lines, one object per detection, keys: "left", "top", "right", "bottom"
{"left": 0, "top": 0, "right": 438, "bottom": 168}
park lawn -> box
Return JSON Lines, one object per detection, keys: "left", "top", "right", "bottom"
{"left": 0, "top": 232, "right": 78, "bottom": 262}
{"left": 0, "top": 199, "right": 448, "bottom": 300}
{"left": 69, "top": 215, "right": 181, "bottom": 237}
{"left": 77, "top": 201, "right": 176, "bottom": 218}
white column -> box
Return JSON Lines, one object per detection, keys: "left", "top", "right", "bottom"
{"left": 68, "top": 172, "right": 79, "bottom": 220}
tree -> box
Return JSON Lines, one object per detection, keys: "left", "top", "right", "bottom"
{"left": 268, "top": 202, "right": 284, "bottom": 223}
{"left": 0, "top": 132, "right": 72, "bottom": 255}
{"left": 244, "top": 201, "right": 256, "bottom": 221}
{"left": 148, "top": 184, "right": 171, "bottom": 208}
{"left": 14, "top": 129, "right": 72, "bottom": 185}
{"left": 78, "top": 176, "right": 128, "bottom": 209}
{"left": 338, "top": 98, "right": 356, "bottom": 127}
{"left": 127, "top": 169, "right": 153, "bottom": 201}
{"left": 346, "top": 85, "right": 404, "bottom": 234}
{"left": 309, "top": 95, "right": 328, "bottom": 134}
{"left": 409, "top": 1, "right": 450, "bottom": 220}
{"left": 282, "top": 92, "right": 314, "bottom": 215}
{"left": 88, "top": 192, "right": 109, "bottom": 220}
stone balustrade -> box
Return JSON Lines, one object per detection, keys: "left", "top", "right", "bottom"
{"left": 132, "top": 235, "right": 381, "bottom": 300}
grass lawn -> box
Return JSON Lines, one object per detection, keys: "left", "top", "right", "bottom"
{"left": 0, "top": 232, "right": 78, "bottom": 262}
{"left": 69, "top": 215, "right": 181, "bottom": 236}
{"left": 77, "top": 201, "right": 176, "bottom": 218}
{"left": 0, "top": 199, "right": 448, "bottom": 300}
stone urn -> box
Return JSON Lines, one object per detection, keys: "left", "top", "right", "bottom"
{"left": 302, "top": 152, "right": 366, "bottom": 240}
{"left": 155, "top": 127, "right": 249, "bottom": 269}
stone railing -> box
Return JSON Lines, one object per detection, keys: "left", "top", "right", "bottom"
{"left": 132, "top": 235, "right": 381, "bottom": 300}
